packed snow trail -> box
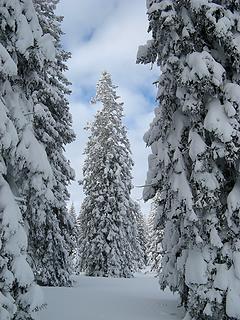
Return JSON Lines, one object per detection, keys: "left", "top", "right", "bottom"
{"left": 37, "top": 275, "right": 184, "bottom": 320}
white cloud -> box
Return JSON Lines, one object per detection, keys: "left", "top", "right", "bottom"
{"left": 57, "top": 0, "right": 119, "bottom": 48}
{"left": 57, "top": 0, "right": 159, "bottom": 215}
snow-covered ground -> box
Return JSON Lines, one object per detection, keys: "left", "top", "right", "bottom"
{"left": 37, "top": 275, "right": 184, "bottom": 320}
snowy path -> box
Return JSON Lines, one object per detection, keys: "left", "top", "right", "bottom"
{"left": 37, "top": 276, "right": 184, "bottom": 320}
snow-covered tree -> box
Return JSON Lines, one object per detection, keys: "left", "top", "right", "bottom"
{"left": 69, "top": 202, "right": 77, "bottom": 220}
{"left": 68, "top": 202, "right": 80, "bottom": 270}
{"left": 147, "top": 196, "right": 163, "bottom": 273}
{"left": 19, "top": 0, "right": 76, "bottom": 286}
{"left": 138, "top": 0, "right": 240, "bottom": 318}
{"left": 131, "top": 201, "right": 148, "bottom": 269}
{"left": 76, "top": 212, "right": 84, "bottom": 275}
{"left": 78, "top": 71, "right": 139, "bottom": 278}
{"left": 0, "top": 0, "right": 58, "bottom": 318}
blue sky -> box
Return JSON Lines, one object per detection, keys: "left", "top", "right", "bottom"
{"left": 57, "top": 0, "right": 158, "bottom": 214}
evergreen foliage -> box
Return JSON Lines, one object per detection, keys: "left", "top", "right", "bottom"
{"left": 78, "top": 72, "right": 139, "bottom": 278}
{"left": 69, "top": 202, "right": 77, "bottom": 219}
{"left": 147, "top": 195, "right": 163, "bottom": 273}
{"left": 0, "top": 0, "right": 54, "bottom": 318}
{"left": 68, "top": 202, "right": 79, "bottom": 270}
{"left": 22, "top": 0, "right": 76, "bottom": 286}
{"left": 138, "top": 0, "right": 240, "bottom": 318}
{"left": 76, "top": 212, "right": 84, "bottom": 275}
{"left": 132, "top": 201, "right": 148, "bottom": 268}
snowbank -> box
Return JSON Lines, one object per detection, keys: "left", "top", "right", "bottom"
{"left": 37, "top": 275, "right": 183, "bottom": 320}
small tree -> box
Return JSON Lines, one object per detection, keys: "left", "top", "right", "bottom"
{"left": 76, "top": 211, "right": 84, "bottom": 275}
{"left": 147, "top": 196, "right": 163, "bottom": 273}
{"left": 69, "top": 202, "right": 79, "bottom": 270}
{"left": 78, "top": 71, "right": 139, "bottom": 277}
{"left": 69, "top": 202, "right": 77, "bottom": 220}
{"left": 132, "top": 201, "right": 148, "bottom": 269}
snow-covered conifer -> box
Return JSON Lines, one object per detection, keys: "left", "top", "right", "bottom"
{"left": 75, "top": 212, "right": 84, "bottom": 274}
{"left": 68, "top": 202, "right": 80, "bottom": 270}
{"left": 79, "top": 72, "right": 139, "bottom": 278}
{"left": 138, "top": 0, "right": 240, "bottom": 318}
{"left": 69, "top": 202, "right": 77, "bottom": 219}
{"left": 0, "top": 0, "right": 55, "bottom": 318}
{"left": 147, "top": 196, "right": 163, "bottom": 273}
{"left": 19, "top": 0, "right": 76, "bottom": 286}
{"left": 131, "top": 201, "right": 148, "bottom": 269}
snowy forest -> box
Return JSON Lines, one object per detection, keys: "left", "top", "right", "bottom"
{"left": 1, "top": 0, "right": 240, "bottom": 320}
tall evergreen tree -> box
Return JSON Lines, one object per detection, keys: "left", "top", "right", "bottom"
{"left": 78, "top": 71, "right": 139, "bottom": 277}
{"left": 138, "top": 0, "right": 240, "bottom": 318}
{"left": 20, "top": 0, "right": 76, "bottom": 286}
{"left": 0, "top": 0, "right": 58, "bottom": 318}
